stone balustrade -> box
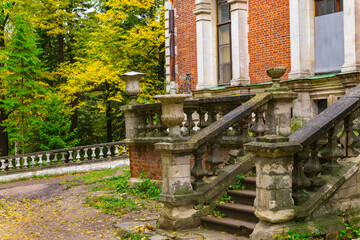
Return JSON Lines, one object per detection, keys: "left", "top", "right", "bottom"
{"left": 120, "top": 94, "right": 254, "bottom": 142}
{"left": 0, "top": 142, "right": 127, "bottom": 173}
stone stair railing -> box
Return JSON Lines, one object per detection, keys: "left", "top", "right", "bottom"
{"left": 151, "top": 68, "right": 299, "bottom": 230}
{"left": 0, "top": 142, "right": 127, "bottom": 173}
{"left": 243, "top": 85, "right": 360, "bottom": 239}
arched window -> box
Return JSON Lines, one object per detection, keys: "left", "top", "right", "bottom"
{"left": 217, "top": 0, "right": 232, "bottom": 85}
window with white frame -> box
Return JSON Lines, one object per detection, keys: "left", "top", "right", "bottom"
{"left": 217, "top": 0, "right": 232, "bottom": 85}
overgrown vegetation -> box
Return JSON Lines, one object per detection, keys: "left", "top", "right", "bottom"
{"left": 62, "top": 168, "right": 162, "bottom": 217}
{"left": 229, "top": 174, "right": 245, "bottom": 190}
{"left": 338, "top": 223, "right": 360, "bottom": 239}
{"left": 273, "top": 227, "right": 325, "bottom": 239}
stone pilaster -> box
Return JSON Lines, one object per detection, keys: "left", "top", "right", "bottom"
{"left": 194, "top": 0, "right": 217, "bottom": 90}
{"left": 229, "top": 0, "right": 250, "bottom": 86}
{"left": 289, "top": 0, "right": 315, "bottom": 79}
{"left": 244, "top": 135, "right": 301, "bottom": 228}
{"left": 342, "top": 0, "right": 360, "bottom": 73}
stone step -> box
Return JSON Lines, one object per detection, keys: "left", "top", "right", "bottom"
{"left": 228, "top": 189, "right": 256, "bottom": 205}
{"left": 242, "top": 177, "right": 256, "bottom": 191}
{"left": 216, "top": 203, "right": 258, "bottom": 223}
{"left": 201, "top": 216, "right": 255, "bottom": 238}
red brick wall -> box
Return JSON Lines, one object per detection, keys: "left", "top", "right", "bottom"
{"left": 248, "top": 0, "right": 291, "bottom": 83}
{"left": 174, "top": 0, "right": 291, "bottom": 86}
{"left": 174, "top": 0, "right": 198, "bottom": 91}
{"left": 129, "top": 145, "right": 162, "bottom": 180}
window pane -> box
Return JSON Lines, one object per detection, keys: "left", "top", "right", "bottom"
{"left": 218, "top": 3, "right": 230, "bottom": 24}
{"left": 219, "top": 45, "right": 231, "bottom": 64}
{"left": 219, "top": 64, "right": 231, "bottom": 85}
{"left": 218, "top": 25, "right": 230, "bottom": 45}
{"left": 315, "top": 0, "right": 339, "bottom": 16}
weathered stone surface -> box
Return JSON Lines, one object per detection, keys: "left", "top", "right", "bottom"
{"left": 188, "top": 93, "right": 272, "bottom": 148}
{"left": 244, "top": 139, "right": 302, "bottom": 158}
{"left": 255, "top": 209, "right": 295, "bottom": 224}
{"left": 255, "top": 188, "right": 294, "bottom": 211}
{"left": 321, "top": 97, "right": 359, "bottom": 122}
{"left": 303, "top": 114, "right": 334, "bottom": 130}
{"left": 341, "top": 84, "right": 360, "bottom": 98}
{"left": 255, "top": 157, "right": 293, "bottom": 175}
{"left": 289, "top": 125, "right": 324, "bottom": 146}
{"left": 250, "top": 221, "right": 286, "bottom": 240}
{"left": 257, "top": 174, "right": 292, "bottom": 190}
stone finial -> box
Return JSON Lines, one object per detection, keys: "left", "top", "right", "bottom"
{"left": 267, "top": 67, "right": 286, "bottom": 90}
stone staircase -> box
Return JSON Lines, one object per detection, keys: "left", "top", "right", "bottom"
{"left": 201, "top": 177, "right": 258, "bottom": 238}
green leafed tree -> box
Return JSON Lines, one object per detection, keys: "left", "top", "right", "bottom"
{"left": 0, "top": 13, "right": 47, "bottom": 154}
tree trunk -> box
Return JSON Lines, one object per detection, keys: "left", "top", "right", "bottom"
{"left": 0, "top": 109, "right": 8, "bottom": 156}
{"left": 105, "top": 81, "right": 113, "bottom": 142}
{"left": 58, "top": 34, "right": 65, "bottom": 64}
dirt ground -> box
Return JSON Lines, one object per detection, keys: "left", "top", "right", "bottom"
{"left": 0, "top": 172, "right": 247, "bottom": 240}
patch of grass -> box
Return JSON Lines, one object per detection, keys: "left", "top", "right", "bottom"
{"left": 128, "top": 173, "right": 161, "bottom": 200}
{"left": 61, "top": 167, "right": 125, "bottom": 189}
{"left": 273, "top": 228, "right": 325, "bottom": 239}
{"left": 85, "top": 196, "right": 146, "bottom": 216}
{"left": 120, "top": 232, "right": 149, "bottom": 240}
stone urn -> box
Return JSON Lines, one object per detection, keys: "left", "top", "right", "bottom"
{"left": 267, "top": 67, "right": 286, "bottom": 89}
{"left": 154, "top": 94, "right": 190, "bottom": 137}
{"left": 120, "top": 71, "right": 146, "bottom": 104}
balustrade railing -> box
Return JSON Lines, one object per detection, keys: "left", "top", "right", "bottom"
{"left": 0, "top": 142, "right": 127, "bottom": 172}
{"left": 121, "top": 95, "right": 254, "bottom": 141}
{"left": 289, "top": 85, "right": 360, "bottom": 204}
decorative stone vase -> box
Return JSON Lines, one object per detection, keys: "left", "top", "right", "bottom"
{"left": 267, "top": 67, "right": 286, "bottom": 89}
{"left": 120, "top": 71, "right": 146, "bottom": 104}
{"left": 154, "top": 94, "right": 190, "bottom": 137}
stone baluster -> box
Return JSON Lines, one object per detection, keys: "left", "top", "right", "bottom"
{"left": 122, "top": 145, "right": 127, "bottom": 155}
{"left": 204, "top": 106, "right": 217, "bottom": 127}
{"left": 91, "top": 148, "right": 96, "bottom": 160}
{"left": 23, "top": 157, "right": 28, "bottom": 168}
{"left": 68, "top": 151, "right": 73, "bottom": 162}
{"left": 244, "top": 136, "right": 301, "bottom": 233}
{"left": 154, "top": 110, "right": 168, "bottom": 137}
{"left": 61, "top": 152, "right": 66, "bottom": 163}
{"left": 53, "top": 153, "right": 58, "bottom": 163}
{"left": 191, "top": 145, "right": 208, "bottom": 190}
{"left": 198, "top": 109, "right": 207, "bottom": 130}
{"left": 99, "top": 147, "right": 104, "bottom": 159}
{"left": 304, "top": 141, "right": 323, "bottom": 180}
{"left": 321, "top": 126, "right": 344, "bottom": 173}
{"left": 340, "top": 114, "right": 360, "bottom": 157}
{"left": 8, "top": 158, "right": 13, "bottom": 169}
{"left": 1, "top": 160, "right": 5, "bottom": 171}
{"left": 76, "top": 150, "right": 81, "bottom": 162}
{"left": 251, "top": 105, "right": 268, "bottom": 137}
{"left": 183, "top": 109, "right": 195, "bottom": 136}
{"left": 292, "top": 149, "right": 311, "bottom": 190}
{"left": 137, "top": 111, "right": 147, "bottom": 137}
{"left": 38, "top": 155, "right": 43, "bottom": 165}
{"left": 205, "top": 135, "right": 224, "bottom": 176}
{"left": 114, "top": 145, "right": 119, "bottom": 156}
{"left": 15, "top": 157, "right": 20, "bottom": 169}
{"left": 145, "top": 111, "right": 155, "bottom": 137}
{"left": 31, "top": 156, "right": 36, "bottom": 167}
{"left": 84, "top": 149, "right": 89, "bottom": 161}
{"left": 46, "top": 154, "right": 51, "bottom": 164}
{"left": 106, "top": 146, "right": 112, "bottom": 158}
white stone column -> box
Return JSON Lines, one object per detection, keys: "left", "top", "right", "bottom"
{"left": 229, "top": 0, "right": 250, "bottom": 86}
{"left": 289, "top": 0, "right": 315, "bottom": 79}
{"left": 342, "top": 0, "right": 360, "bottom": 73}
{"left": 194, "top": 0, "right": 217, "bottom": 90}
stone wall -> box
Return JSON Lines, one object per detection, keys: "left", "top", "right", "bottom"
{"left": 311, "top": 159, "right": 360, "bottom": 219}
